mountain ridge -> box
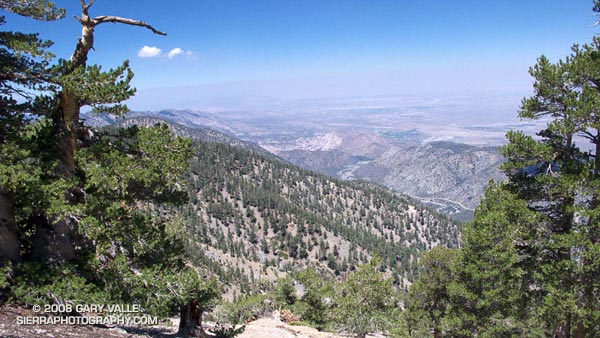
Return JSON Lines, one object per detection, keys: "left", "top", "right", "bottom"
{"left": 88, "top": 109, "right": 506, "bottom": 220}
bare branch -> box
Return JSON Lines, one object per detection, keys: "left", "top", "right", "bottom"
{"left": 3, "top": 83, "right": 34, "bottom": 100}
{"left": 93, "top": 15, "right": 167, "bottom": 36}
{"left": 580, "top": 130, "right": 596, "bottom": 141}
{"left": 79, "top": 0, "right": 95, "bottom": 16}
{"left": 85, "top": 0, "right": 96, "bottom": 10}
{"left": 79, "top": 0, "right": 95, "bottom": 10}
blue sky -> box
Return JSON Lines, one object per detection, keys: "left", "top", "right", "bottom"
{"left": 2, "top": 1, "right": 598, "bottom": 110}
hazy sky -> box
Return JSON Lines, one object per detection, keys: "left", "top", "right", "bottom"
{"left": 3, "top": 1, "right": 598, "bottom": 110}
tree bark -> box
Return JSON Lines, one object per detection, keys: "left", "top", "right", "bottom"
{"left": 0, "top": 187, "right": 20, "bottom": 262}
{"left": 178, "top": 299, "right": 208, "bottom": 338}
{"left": 53, "top": 90, "right": 79, "bottom": 177}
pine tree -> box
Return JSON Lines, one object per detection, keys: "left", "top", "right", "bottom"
{"left": 0, "top": 2, "right": 218, "bottom": 337}
{"left": 330, "top": 258, "right": 396, "bottom": 338}
{"left": 448, "top": 184, "right": 545, "bottom": 336}
{"left": 405, "top": 3, "right": 600, "bottom": 336}
{"left": 0, "top": 0, "right": 64, "bottom": 263}
{"left": 454, "top": 2, "right": 600, "bottom": 335}
{"left": 498, "top": 32, "right": 600, "bottom": 338}
{"left": 405, "top": 246, "right": 459, "bottom": 338}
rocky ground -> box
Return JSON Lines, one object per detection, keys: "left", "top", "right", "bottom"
{"left": 0, "top": 305, "right": 386, "bottom": 338}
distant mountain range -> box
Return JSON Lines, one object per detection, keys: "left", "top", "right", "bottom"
{"left": 82, "top": 108, "right": 507, "bottom": 220}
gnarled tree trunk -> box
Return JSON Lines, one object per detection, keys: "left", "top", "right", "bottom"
{"left": 178, "top": 299, "right": 209, "bottom": 338}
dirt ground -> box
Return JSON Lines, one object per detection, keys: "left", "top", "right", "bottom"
{"left": 237, "top": 318, "right": 344, "bottom": 338}
{"left": 0, "top": 305, "right": 387, "bottom": 338}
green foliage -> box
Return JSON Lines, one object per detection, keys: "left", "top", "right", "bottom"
{"left": 405, "top": 3, "right": 600, "bottom": 336}
{"left": 1, "top": 261, "right": 105, "bottom": 307}
{"left": 216, "top": 294, "right": 272, "bottom": 325}
{"left": 452, "top": 184, "right": 546, "bottom": 336}
{"left": 0, "top": 118, "right": 55, "bottom": 221}
{"left": 74, "top": 125, "right": 195, "bottom": 317}
{"left": 0, "top": 0, "right": 65, "bottom": 21}
{"left": 292, "top": 268, "right": 333, "bottom": 330}
{"left": 288, "top": 321, "right": 311, "bottom": 326}
{"left": 0, "top": 13, "right": 57, "bottom": 141}
{"left": 57, "top": 61, "right": 135, "bottom": 115}
{"left": 404, "top": 246, "right": 459, "bottom": 338}
{"left": 330, "top": 258, "right": 397, "bottom": 338}
{"left": 274, "top": 277, "right": 297, "bottom": 306}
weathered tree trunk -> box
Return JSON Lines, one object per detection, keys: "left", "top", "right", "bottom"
{"left": 35, "top": 87, "right": 80, "bottom": 261}
{"left": 53, "top": 90, "right": 79, "bottom": 177}
{"left": 178, "top": 300, "right": 208, "bottom": 338}
{"left": 0, "top": 187, "right": 20, "bottom": 262}
{"left": 32, "top": 0, "right": 166, "bottom": 263}
{"left": 53, "top": 5, "right": 96, "bottom": 177}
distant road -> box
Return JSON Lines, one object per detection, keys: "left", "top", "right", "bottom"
{"left": 412, "top": 196, "right": 475, "bottom": 212}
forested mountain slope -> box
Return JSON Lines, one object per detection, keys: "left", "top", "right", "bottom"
{"left": 182, "top": 140, "right": 461, "bottom": 293}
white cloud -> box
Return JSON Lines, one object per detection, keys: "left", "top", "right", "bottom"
{"left": 138, "top": 46, "right": 195, "bottom": 60}
{"left": 137, "top": 46, "right": 162, "bottom": 58}
{"left": 168, "top": 48, "right": 183, "bottom": 59}
{"left": 169, "top": 48, "right": 196, "bottom": 60}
